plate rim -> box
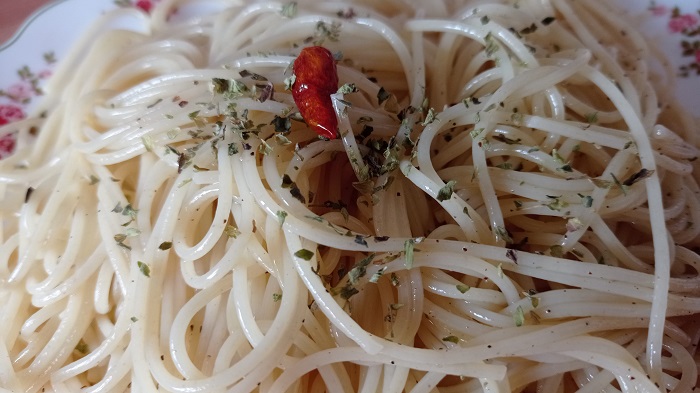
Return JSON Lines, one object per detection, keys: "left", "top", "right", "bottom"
{"left": 0, "top": 0, "right": 74, "bottom": 51}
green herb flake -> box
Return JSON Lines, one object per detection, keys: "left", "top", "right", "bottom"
{"left": 442, "top": 335, "right": 460, "bottom": 344}
{"left": 514, "top": 200, "right": 523, "bottom": 209}
{"left": 348, "top": 253, "right": 375, "bottom": 284}
{"left": 122, "top": 204, "right": 138, "bottom": 219}
{"left": 116, "top": 242, "right": 131, "bottom": 251}
{"left": 142, "top": 135, "right": 155, "bottom": 152}
{"left": 352, "top": 180, "right": 374, "bottom": 195}
{"left": 506, "top": 249, "right": 518, "bottom": 264}
{"left": 112, "top": 202, "right": 124, "bottom": 213}
{"left": 211, "top": 78, "right": 229, "bottom": 94}
{"left": 495, "top": 226, "right": 512, "bottom": 243}
{"left": 281, "top": 174, "right": 294, "bottom": 188}
{"left": 525, "top": 290, "right": 540, "bottom": 308}
{"left": 481, "top": 15, "right": 490, "bottom": 24}
{"left": 622, "top": 168, "right": 654, "bottom": 187}
{"left": 382, "top": 145, "right": 400, "bottom": 174}
{"left": 404, "top": 238, "right": 419, "bottom": 269}
{"left": 390, "top": 273, "right": 399, "bottom": 286}
{"left": 158, "top": 242, "right": 173, "bottom": 250}
{"left": 591, "top": 178, "right": 613, "bottom": 189}
{"left": 566, "top": 217, "right": 584, "bottom": 232}
{"left": 337, "top": 83, "right": 357, "bottom": 94}
{"left": 546, "top": 196, "right": 568, "bottom": 211}
{"left": 305, "top": 215, "right": 325, "bottom": 223}
{"left": 456, "top": 284, "right": 470, "bottom": 294}
{"left": 549, "top": 245, "right": 564, "bottom": 258}
{"left": 610, "top": 173, "right": 627, "bottom": 195}
{"left": 437, "top": 180, "right": 457, "bottom": 202}
{"left": 369, "top": 267, "right": 387, "bottom": 283}
{"left": 513, "top": 305, "right": 525, "bottom": 327}
{"left": 289, "top": 184, "right": 306, "bottom": 204}
{"left": 377, "top": 87, "right": 392, "bottom": 106}
{"left": 225, "top": 225, "right": 241, "bottom": 238}
{"left": 559, "top": 164, "right": 573, "bottom": 172}
{"left": 165, "top": 145, "right": 179, "bottom": 155}
{"left": 89, "top": 175, "right": 100, "bottom": 185}
{"left": 294, "top": 249, "right": 315, "bottom": 261}
{"left": 258, "top": 139, "right": 273, "bottom": 155}
{"left": 339, "top": 285, "right": 359, "bottom": 300}
{"left": 520, "top": 23, "right": 538, "bottom": 35}
{"left": 551, "top": 149, "right": 565, "bottom": 164}
{"left": 463, "top": 206, "right": 471, "bottom": 218}
{"left": 421, "top": 107, "right": 437, "bottom": 126}
{"left": 280, "top": 1, "right": 297, "bottom": 17}
{"left": 469, "top": 128, "right": 484, "bottom": 139}
{"left": 75, "top": 339, "right": 88, "bottom": 354}
{"left": 230, "top": 79, "right": 249, "bottom": 95}
{"left": 228, "top": 143, "right": 239, "bottom": 156}
{"left": 130, "top": 316, "right": 138, "bottom": 322}
{"left": 584, "top": 112, "right": 599, "bottom": 124}
{"left": 146, "top": 98, "right": 163, "bottom": 109}
{"left": 276, "top": 210, "right": 288, "bottom": 226}
{"left": 492, "top": 134, "right": 521, "bottom": 145}
{"left": 542, "top": 16, "right": 555, "bottom": 25}
{"left": 284, "top": 75, "right": 296, "bottom": 91}
{"left": 272, "top": 293, "right": 283, "bottom": 302}
{"left": 273, "top": 134, "right": 291, "bottom": 147}
{"left": 354, "top": 235, "right": 368, "bottom": 247}
{"left": 271, "top": 115, "right": 292, "bottom": 133}
{"left": 137, "top": 261, "right": 151, "bottom": 277}
{"left": 511, "top": 112, "right": 524, "bottom": 124}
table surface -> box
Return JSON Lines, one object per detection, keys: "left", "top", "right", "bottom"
{"left": 0, "top": 0, "right": 50, "bottom": 45}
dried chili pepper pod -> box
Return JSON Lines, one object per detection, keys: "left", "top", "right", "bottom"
{"left": 291, "top": 46, "right": 339, "bottom": 139}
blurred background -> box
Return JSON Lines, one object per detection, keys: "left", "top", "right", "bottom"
{"left": 1, "top": 0, "right": 49, "bottom": 44}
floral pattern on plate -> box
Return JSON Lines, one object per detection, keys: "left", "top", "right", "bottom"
{"left": 648, "top": 2, "right": 700, "bottom": 77}
{"left": 114, "top": 0, "right": 161, "bottom": 14}
{"left": 0, "top": 52, "right": 57, "bottom": 158}
{"left": 0, "top": 0, "right": 162, "bottom": 158}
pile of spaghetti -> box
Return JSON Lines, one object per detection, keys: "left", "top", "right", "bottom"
{"left": 1, "top": 0, "right": 699, "bottom": 392}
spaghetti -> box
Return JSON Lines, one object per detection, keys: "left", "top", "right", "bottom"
{"left": 0, "top": 0, "right": 699, "bottom": 392}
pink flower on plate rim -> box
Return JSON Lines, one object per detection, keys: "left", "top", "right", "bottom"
{"left": 649, "top": 4, "right": 668, "bottom": 17}
{"left": 5, "top": 82, "right": 33, "bottom": 104}
{"left": 135, "top": 0, "right": 153, "bottom": 13}
{"left": 0, "top": 134, "right": 17, "bottom": 159}
{"left": 114, "top": 0, "right": 160, "bottom": 13}
{"left": 0, "top": 105, "right": 24, "bottom": 158}
{"left": 0, "top": 104, "right": 26, "bottom": 126}
{"left": 38, "top": 69, "right": 53, "bottom": 79}
{"left": 668, "top": 13, "right": 699, "bottom": 33}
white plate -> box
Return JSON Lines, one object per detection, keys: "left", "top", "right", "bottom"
{"left": 0, "top": 0, "right": 698, "bottom": 150}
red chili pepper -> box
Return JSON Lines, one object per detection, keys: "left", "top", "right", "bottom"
{"left": 292, "top": 46, "right": 339, "bottom": 139}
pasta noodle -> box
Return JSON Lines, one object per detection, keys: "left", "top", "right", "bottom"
{"left": 1, "top": 0, "right": 699, "bottom": 391}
